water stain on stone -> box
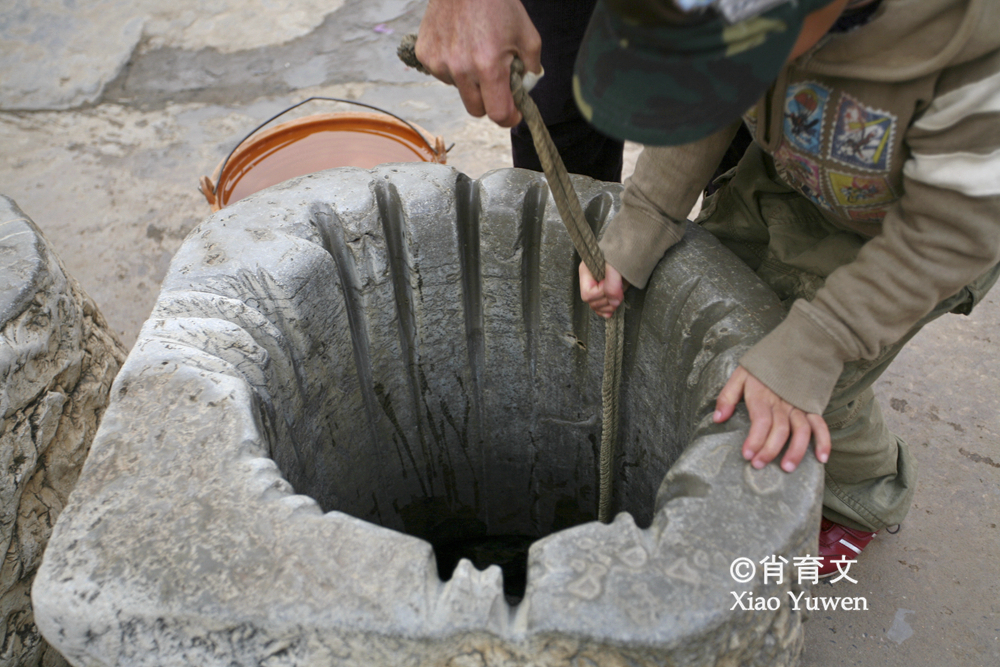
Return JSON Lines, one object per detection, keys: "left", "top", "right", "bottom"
{"left": 958, "top": 448, "right": 1000, "bottom": 469}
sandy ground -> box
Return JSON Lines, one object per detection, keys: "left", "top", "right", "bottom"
{"left": 1, "top": 1, "right": 997, "bottom": 665}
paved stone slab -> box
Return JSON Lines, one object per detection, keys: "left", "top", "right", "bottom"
{"left": 0, "top": 0, "right": 415, "bottom": 110}
{"left": 34, "top": 166, "right": 822, "bottom": 666}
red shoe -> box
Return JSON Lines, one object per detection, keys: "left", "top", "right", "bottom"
{"left": 818, "top": 518, "right": 877, "bottom": 579}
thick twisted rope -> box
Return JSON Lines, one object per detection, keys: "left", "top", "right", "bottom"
{"left": 399, "top": 35, "right": 623, "bottom": 522}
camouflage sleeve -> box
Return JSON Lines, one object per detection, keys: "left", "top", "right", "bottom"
{"left": 741, "top": 49, "right": 1000, "bottom": 415}
{"left": 599, "top": 122, "right": 740, "bottom": 288}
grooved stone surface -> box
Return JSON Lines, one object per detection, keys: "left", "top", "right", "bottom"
{"left": 33, "top": 166, "right": 822, "bottom": 666}
{"left": 0, "top": 197, "right": 127, "bottom": 667}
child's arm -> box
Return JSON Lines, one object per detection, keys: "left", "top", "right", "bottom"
{"left": 596, "top": 123, "right": 740, "bottom": 290}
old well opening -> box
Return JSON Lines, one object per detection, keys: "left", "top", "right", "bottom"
{"left": 257, "top": 175, "right": 691, "bottom": 604}
{"left": 33, "top": 166, "right": 817, "bottom": 667}
{"left": 269, "top": 387, "right": 678, "bottom": 603}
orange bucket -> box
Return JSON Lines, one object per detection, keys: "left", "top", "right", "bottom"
{"left": 201, "top": 97, "right": 447, "bottom": 211}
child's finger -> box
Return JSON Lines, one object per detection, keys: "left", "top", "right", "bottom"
{"left": 578, "top": 262, "right": 600, "bottom": 302}
{"left": 781, "top": 409, "right": 812, "bottom": 472}
{"left": 587, "top": 297, "right": 615, "bottom": 317}
{"left": 807, "top": 413, "right": 831, "bottom": 463}
{"left": 751, "top": 405, "right": 789, "bottom": 469}
{"left": 604, "top": 266, "right": 626, "bottom": 306}
{"left": 742, "top": 398, "right": 774, "bottom": 462}
{"left": 714, "top": 366, "right": 748, "bottom": 423}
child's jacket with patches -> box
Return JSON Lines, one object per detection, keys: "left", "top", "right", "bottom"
{"left": 600, "top": 0, "right": 1000, "bottom": 414}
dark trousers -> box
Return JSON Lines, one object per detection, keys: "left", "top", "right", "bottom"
{"left": 512, "top": 0, "right": 624, "bottom": 182}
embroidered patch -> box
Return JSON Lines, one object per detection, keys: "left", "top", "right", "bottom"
{"left": 774, "top": 145, "right": 830, "bottom": 209}
{"left": 829, "top": 171, "right": 896, "bottom": 208}
{"left": 783, "top": 82, "right": 830, "bottom": 155}
{"left": 829, "top": 94, "right": 896, "bottom": 171}
{"left": 775, "top": 146, "right": 822, "bottom": 192}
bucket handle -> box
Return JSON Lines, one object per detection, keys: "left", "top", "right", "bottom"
{"left": 208, "top": 96, "right": 448, "bottom": 196}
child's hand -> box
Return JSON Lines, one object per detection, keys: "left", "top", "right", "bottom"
{"left": 579, "top": 261, "right": 628, "bottom": 318}
{"left": 713, "top": 365, "right": 831, "bottom": 472}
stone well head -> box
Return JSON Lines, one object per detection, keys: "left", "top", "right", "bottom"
{"left": 33, "top": 165, "right": 821, "bottom": 666}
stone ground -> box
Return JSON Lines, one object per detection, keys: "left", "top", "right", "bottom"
{"left": 1, "top": 1, "right": 997, "bottom": 665}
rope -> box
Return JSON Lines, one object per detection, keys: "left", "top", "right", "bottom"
{"left": 508, "top": 62, "right": 606, "bottom": 283}
{"left": 399, "top": 35, "right": 623, "bottom": 523}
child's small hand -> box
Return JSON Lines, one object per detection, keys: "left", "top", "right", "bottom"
{"left": 579, "top": 262, "right": 628, "bottom": 318}
{"left": 713, "top": 365, "right": 831, "bottom": 472}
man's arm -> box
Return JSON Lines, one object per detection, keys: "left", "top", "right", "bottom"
{"left": 415, "top": 0, "right": 542, "bottom": 127}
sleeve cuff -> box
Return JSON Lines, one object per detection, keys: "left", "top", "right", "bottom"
{"left": 597, "top": 123, "right": 740, "bottom": 288}
{"left": 738, "top": 302, "right": 848, "bottom": 415}
{"left": 599, "top": 208, "right": 686, "bottom": 289}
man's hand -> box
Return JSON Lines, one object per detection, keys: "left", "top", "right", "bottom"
{"left": 714, "top": 366, "right": 831, "bottom": 472}
{"left": 579, "top": 261, "right": 628, "bottom": 318}
{"left": 416, "top": 0, "right": 542, "bottom": 127}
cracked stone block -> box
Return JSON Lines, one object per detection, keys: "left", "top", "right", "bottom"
{"left": 0, "top": 196, "right": 127, "bottom": 667}
{"left": 33, "top": 165, "right": 822, "bottom": 666}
